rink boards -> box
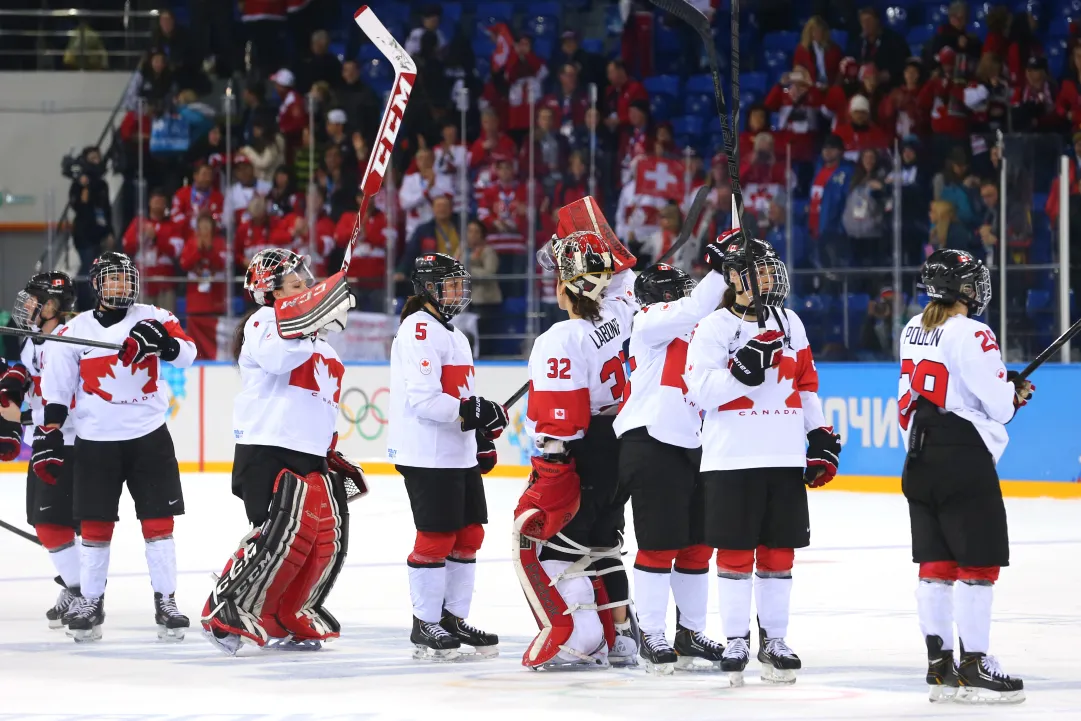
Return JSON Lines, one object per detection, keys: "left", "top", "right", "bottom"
{"left": 3, "top": 361, "right": 1080, "bottom": 495}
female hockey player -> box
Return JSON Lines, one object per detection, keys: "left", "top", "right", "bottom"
{"left": 899, "top": 249, "right": 1031, "bottom": 704}
{"left": 684, "top": 234, "right": 841, "bottom": 686}
{"left": 0, "top": 273, "right": 79, "bottom": 628}
{"left": 513, "top": 229, "right": 641, "bottom": 670}
{"left": 613, "top": 241, "right": 730, "bottom": 675}
{"left": 388, "top": 252, "right": 508, "bottom": 661}
{"left": 202, "top": 248, "right": 364, "bottom": 655}
{"left": 36, "top": 252, "right": 196, "bottom": 643}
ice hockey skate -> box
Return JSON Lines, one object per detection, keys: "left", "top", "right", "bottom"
{"left": 639, "top": 631, "right": 677, "bottom": 675}
{"left": 673, "top": 615, "right": 725, "bottom": 672}
{"left": 440, "top": 609, "right": 498, "bottom": 659}
{"left": 720, "top": 635, "right": 750, "bottom": 687}
{"left": 154, "top": 592, "right": 189, "bottom": 641}
{"left": 925, "top": 634, "right": 960, "bottom": 703}
{"left": 45, "top": 577, "right": 79, "bottom": 629}
{"left": 610, "top": 618, "right": 640, "bottom": 668}
{"left": 956, "top": 645, "right": 1025, "bottom": 704}
{"left": 66, "top": 596, "right": 104, "bottom": 643}
{"left": 757, "top": 626, "right": 801, "bottom": 684}
{"left": 411, "top": 616, "right": 461, "bottom": 661}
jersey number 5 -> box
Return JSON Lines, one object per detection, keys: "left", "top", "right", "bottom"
{"left": 899, "top": 358, "right": 949, "bottom": 429}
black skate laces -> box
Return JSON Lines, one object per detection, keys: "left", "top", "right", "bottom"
{"left": 764, "top": 638, "right": 796, "bottom": 658}
{"left": 723, "top": 637, "right": 749, "bottom": 658}
{"left": 691, "top": 631, "right": 723, "bottom": 652}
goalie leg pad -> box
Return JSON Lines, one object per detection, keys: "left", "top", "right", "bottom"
{"left": 201, "top": 527, "right": 270, "bottom": 648}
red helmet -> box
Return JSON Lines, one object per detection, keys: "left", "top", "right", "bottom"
{"left": 244, "top": 248, "right": 314, "bottom": 306}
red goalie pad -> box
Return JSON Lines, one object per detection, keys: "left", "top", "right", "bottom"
{"left": 275, "top": 271, "right": 354, "bottom": 339}
{"left": 556, "top": 196, "right": 636, "bottom": 273}
{"left": 513, "top": 457, "right": 581, "bottom": 541}
{"left": 513, "top": 532, "right": 574, "bottom": 668}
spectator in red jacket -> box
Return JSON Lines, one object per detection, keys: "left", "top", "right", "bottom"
{"left": 179, "top": 213, "right": 228, "bottom": 358}
{"left": 122, "top": 187, "right": 183, "bottom": 311}
{"left": 271, "top": 68, "right": 306, "bottom": 150}
{"left": 856, "top": 62, "right": 891, "bottom": 125}
{"left": 1046, "top": 132, "right": 1081, "bottom": 224}
{"left": 834, "top": 95, "right": 891, "bottom": 160}
{"left": 171, "top": 162, "right": 224, "bottom": 230}
{"left": 542, "top": 62, "right": 591, "bottom": 136}
{"left": 821, "top": 57, "right": 863, "bottom": 126}
{"left": 793, "top": 16, "right": 843, "bottom": 86}
{"left": 1011, "top": 56, "right": 1060, "bottom": 132}
{"left": 271, "top": 185, "right": 336, "bottom": 275}
{"left": 764, "top": 67, "right": 824, "bottom": 166}
{"left": 335, "top": 186, "right": 390, "bottom": 310}
{"left": 879, "top": 57, "right": 929, "bottom": 138}
{"left": 739, "top": 104, "right": 771, "bottom": 161}
{"left": 477, "top": 157, "right": 530, "bottom": 257}
{"left": 499, "top": 35, "right": 549, "bottom": 144}
{"left": 983, "top": 5, "right": 1011, "bottom": 58}
{"left": 603, "top": 59, "right": 648, "bottom": 134}
{"left": 965, "top": 52, "right": 1011, "bottom": 133}
{"left": 917, "top": 51, "right": 971, "bottom": 143}
{"left": 236, "top": 195, "right": 276, "bottom": 266}
{"left": 739, "top": 133, "right": 789, "bottom": 234}
{"left": 1057, "top": 43, "right": 1081, "bottom": 129}
{"left": 469, "top": 107, "right": 518, "bottom": 176}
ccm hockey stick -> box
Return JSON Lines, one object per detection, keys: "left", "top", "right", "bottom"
{"left": 1015, "top": 316, "right": 1081, "bottom": 382}
{"left": 341, "top": 6, "right": 416, "bottom": 275}
{"left": 501, "top": 186, "right": 712, "bottom": 410}
{"left": 648, "top": 0, "right": 765, "bottom": 329}
{"left": 0, "top": 325, "right": 122, "bottom": 351}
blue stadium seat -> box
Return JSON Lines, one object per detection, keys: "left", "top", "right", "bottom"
{"left": 741, "top": 71, "right": 768, "bottom": 97}
{"left": 830, "top": 29, "right": 848, "bottom": 49}
{"left": 762, "top": 31, "right": 800, "bottom": 52}
{"left": 232, "top": 295, "right": 247, "bottom": 317}
{"left": 1056, "top": 0, "right": 1081, "bottom": 19}
{"left": 475, "top": 2, "right": 513, "bottom": 35}
{"left": 357, "top": 43, "right": 384, "bottom": 62}
{"left": 885, "top": 6, "right": 909, "bottom": 33}
{"left": 684, "top": 93, "right": 713, "bottom": 117}
{"left": 739, "top": 90, "right": 761, "bottom": 112}
{"left": 650, "top": 94, "right": 674, "bottom": 122}
{"left": 907, "top": 24, "right": 937, "bottom": 48}
{"left": 475, "top": 55, "right": 491, "bottom": 81}
{"left": 533, "top": 36, "right": 554, "bottom": 59}
{"left": 359, "top": 57, "right": 392, "bottom": 82}
{"left": 525, "top": 15, "right": 560, "bottom": 40}
{"left": 671, "top": 115, "right": 705, "bottom": 139}
{"left": 176, "top": 297, "right": 186, "bottom": 317}
{"left": 472, "top": 35, "right": 495, "bottom": 60}
{"left": 643, "top": 74, "right": 681, "bottom": 99}
{"left": 528, "top": 1, "right": 563, "bottom": 20}
{"left": 329, "top": 41, "right": 346, "bottom": 61}
{"left": 582, "top": 38, "right": 605, "bottom": 55}
{"left": 791, "top": 198, "right": 809, "bottom": 223}
{"left": 1049, "top": 17, "right": 1072, "bottom": 38}
{"left": 1048, "top": 37, "right": 1068, "bottom": 77}
{"left": 1013, "top": 0, "right": 1041, "bottom": 17}
{"left": 655, "top": 19, "right": 683, "bottom": 55}
{"left": 685, "top": 74, "right": 715, "bottom": 95}
{"left": 925, "top": 3, "right": 950, "bottom": 26}
{"left": 1026, "top": 288, "right": 1052, "bottom": 318}
{"left": 605, "top": 3, "right": 624, "bottom": 36}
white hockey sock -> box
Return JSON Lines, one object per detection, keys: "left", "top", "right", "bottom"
{"left": 754, "top": 573, "right": 793, "bottom": 639}
{"left": 716, "top": 574, "right": 753, "bottom": 639}
{"left": 81, "top": 540, "right": 110, "bottom": 600}
{"left": 49, "top": 541, "right": 81, "bottom": 589}
{"left": 145, "top": 537, "right": 177, "bottom": 595}
{"left": 916, "top": 579, "right": 954, "bottom": 650}
{"left": 955, "top": 581, "right": 993, "bottom": 654}
{"left": 541, "top": 559, "right": 605, "bottom": 660}
{"left": 632, "top": 567, "right": 671, "bottom": 636}
{"left": 443, "top": 557, "right": 476, "bottom": 619}
{"left": 408, "top": 563, "right": 446, "bottom": 624}
{"left": 670, "top": 569, "right": 708, "bottom": 633}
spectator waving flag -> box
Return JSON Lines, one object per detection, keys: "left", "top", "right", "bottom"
{"left": 635, "top": 157, "right": 685, "bottom": 203}
{"left": 490, "top": 23, "right": 516, "bottom": 73}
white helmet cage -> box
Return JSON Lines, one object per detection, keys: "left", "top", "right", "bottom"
{"left": 537, "top": 231, "right": 614, "bottom": 301}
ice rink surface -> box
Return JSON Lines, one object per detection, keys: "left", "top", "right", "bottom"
{"left": 1, "top": 472, "right": 1079, "bottom": 720}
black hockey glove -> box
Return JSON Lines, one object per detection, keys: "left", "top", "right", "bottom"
{"left": 459, "top": 396, "right": 509, "bottom": 438}
{"left": 0, "top": 417, "right": 21, "bottom": 462}
{"left": 805, "top": 425, "right": 841, "bottom": 488}
{"left": 476, "top": 430, "right": 497, "bottom": 475}
{"left": 31, "top": 426, "right": 65, "bottom": 485}
{"left": 1006, "top": 370, "right": 1035, "bottom": 409}
{"left": 0, "top": 363, "right": 30, "bottom": 409}
{"left": 702, "top": 242, "right": 727, "bottom": 273}
{"left": 730, "top": 330, "right": 785, "bottom": 386}
{"left": 119, "top": 319, "right": 181, "bottom": 367}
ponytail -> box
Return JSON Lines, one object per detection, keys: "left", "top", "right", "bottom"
{"left": 720, "top": 284, "right": 737, "bottom": 310}
{"left": 232, "top": 306, "right": 260, "bottom": 363}
{"left": 399, "top": 294, "right": 428, "bottom": 323}
{"left": 565, "top": 288, "right": 602, "bottom": 322}
{"left": 920, "top": 301, "right": 959, "bottom": 332}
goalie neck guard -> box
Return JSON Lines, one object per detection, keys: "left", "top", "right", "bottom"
{"left": 634, "top": 263, "right": 696, "bottom": 306}
{"left": 14, "top": 271, "right": 75, "bottom": 331}
{"left": 411, "top": 253, "right": 472, "bottom": 321}
{"left": 718, "top": 232, "right": 790, "bottom": 308}
{"left": 537, "top": 231, "right": 613, "bottom": 301}
{"left": 921, "top": 248, "right": 991, "bottom": 316}
{"left": 245, "top": 248, "right": 315, "bottom": 307}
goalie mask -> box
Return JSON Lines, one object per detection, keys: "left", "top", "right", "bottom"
{"left": 537, "top": 230, "right": 613, "bottom": 301}
{"left": 13, "top": 271, "right": 75, "bottom": 331}
{"left": 921, "top": 248, "right": 991, "bottom": 316}
{"left": 245, "top": 248, "right": 315, "bottom": 307}
{"left": 90, "top": 252, "right": 139, "bottom": 309}
{"left": 634, "top": 263, "right": 696, "bottom": 306}
{"left": 411, "top": 253, "right": 472, "bottom": 320}
{"left": 719, "top": 233, "right": 790, "bottom": 308}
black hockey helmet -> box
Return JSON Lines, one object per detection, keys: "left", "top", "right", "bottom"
{"left": 13, "top": 271, "right": 75, "bottom": 331}
{"left": 718, "top": 231, "right": 790, "bottom": 307}
{"left": 921, "top": 248, "right": 991, "bottom": 315}
{"left": 244, "top": 248, "right": 314, "bottom": 306}
{"left": 411, "top": 252, "right": 471, "bottom": 320}
{"left": 89, "top": 251, "right": 139, "bottom": 309}
{"left": 634, "top": 263, "right": 697, "bottom": 306}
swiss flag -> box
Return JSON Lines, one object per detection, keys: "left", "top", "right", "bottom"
{"left": 635, "top": 157, "right": 685, "bottom": 202}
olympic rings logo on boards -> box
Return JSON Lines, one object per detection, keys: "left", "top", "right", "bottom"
{"left": 338, "top": 386, "right": 389, "bottom": 441}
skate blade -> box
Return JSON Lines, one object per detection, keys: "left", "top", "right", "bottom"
{"left": 610, "top": 655, "right": 639, "bottom": 669}
{"left": 412, "top": 645, "right": 461, "bottom": 662}
{"left": 202, "top": 628, "right": 245, "bottom": 656}
{"left": 48, "top": 619, "right": 64, "bottom": 630}
{"left": 760, "top": 665, "right": 797, "bottom": 684}
{"left": 68, "top": 626, "right": 102, "bottom": 643}
{"left": 955, "top": 686, "right": 1026, "bottom": 704}
{"left": 456, "top": 644, "right": 498, "bottom": 660}
{"left": 530, "top": 658, "right": 610, "bottom": 672}
{"left": 928, "top": 684, "right": 959, "bottom": 703}
{"left": 643, "top": 659, "right": 676, "bottom": 676}
{"left": 157, "top": 625, "right": 187, "bottom": 642}
{"left": 266, "top": 638, "right": 322, "bottom": 651}
{"left": 675, "top": 655, "right": 723, "bottom": 673}
{"left": 726, "top": 670, "right": 746, "bottom": 688}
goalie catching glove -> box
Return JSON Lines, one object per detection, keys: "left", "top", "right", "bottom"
{"left": 327, "top": 432, "right": 368, "bottom": 502}
{"left": 275, "top": 271, "right": 355, "bottom": 340}
{"left": 731, "top": 330, "right": 785, "bottom": 387}
{"left": 805, "top": 426, "right": 841, "bottom": 488}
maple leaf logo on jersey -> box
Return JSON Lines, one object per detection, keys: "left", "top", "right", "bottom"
{"left": 419, "top": 358, "right": 432, "bottom": 375}
{"left": 288, "top": 354, "right": 344, "bottom": 404}
{"left": 80, "top": 355, "right": 157, "bottom": 402}
{"left": 440, "top": 364, "right": 474, "bottom": 400}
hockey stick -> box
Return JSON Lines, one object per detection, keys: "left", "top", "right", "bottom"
{"left": 501, "top": 186, "right": 712, "bottom": 410}
{"left": 0, "top": 326, "right": 122, "bottom": 352}
{"left": 341, "top": 7, "right": 416, "bottom": 276}
{"left": 648, "top": 0, "right": 766, "bottom": 329}
{"left": 0, "top": 518, "right": 41, "bottom": 546}
{"left": 1015, "top": 316, "right": 1081, "bottom": 382}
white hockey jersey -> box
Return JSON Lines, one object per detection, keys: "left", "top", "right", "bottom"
{"left": 898, "top": 313, "right": 1015, "bottom": 463}
{"left": 614, "top": 270, "right": 727, "bottom": 448}
{"left": 387, "top": 308, "right": 477, "bottom": 469}
{"left": 526, "top": 270, "right": 638, "bottom": 441}
{"left": 40, "top": 305, "right": 196, "bottom": 442}
{"left": 233, "top": 305, "right": 344, "bottom": 457}
{"left": 685, "top": 306, "right": 825, "bottom": 471}
{"left": 19, "top": 336, "right": 76, "bottom": 446}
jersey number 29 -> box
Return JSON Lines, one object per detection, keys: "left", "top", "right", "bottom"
{"left": 899, "top": 358, "right": 949, "bottom": 429}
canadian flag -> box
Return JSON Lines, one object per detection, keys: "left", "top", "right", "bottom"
{"left": 490, "top": 23, "right": 516, "bottom": 73}
{"left": 635, "top": 157, "right": 685, "bottom": 202}
{"left": 553, "top": 408, "right": 566, "bottom": 420}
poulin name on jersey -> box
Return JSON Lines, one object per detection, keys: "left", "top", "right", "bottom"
{"left": 903, "top": 326, "right": 945, "bottom": 347}
{"left": 590, "top": 318, "right": 621, "bottom": 349}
